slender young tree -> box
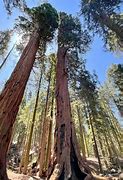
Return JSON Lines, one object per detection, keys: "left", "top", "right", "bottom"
{"left": 76, "top": 105, "right": 86, "bottom": 158}
{"left": 108, "top": 64, "right": 123, "bottom": 116}
{"left": 23, "top": 69, "right": 43, "bottom": 174}
{"left": 39, "top": 63, "right": 53, "bottom": 176}
{"left": 0, "top": 3, "right": 58, "bottom": 179}
{"left": 44, "top": 54, "right": 56, "bottom": 173}
{"left": 0, "top": 43, "right": 16, "bottom": 70}
{"left": 76, "top": 65, "right": 103, "bottom": 173}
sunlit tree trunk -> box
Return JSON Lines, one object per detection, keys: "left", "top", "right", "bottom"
{"left": 101, "top": 100, "right": 122, "bottom": 151}
{"left": 23, "top": 70, "right": 42, "bottom": 174}
{"left": 86, "top": 102, "right": 103, "bottom": 174}
{"left": 76, "top": 106, "right": 86, "bottom": 158}
{"left": 45, "top": 78, "right": 55, "bottom": 172}
{"left": 0, "top": 31, "right": 40, "bottom": 180}
{"left": 97, "top": 134, "right": 109, "bottom": 169}
{"left": 104, "top": 134, "right": 113, "bottom": 161}
{"left": 39, "top": 66, "right": 52, "bottom": 177}
{"left": 107, "top": 130, "right": 122, "bottom": 170}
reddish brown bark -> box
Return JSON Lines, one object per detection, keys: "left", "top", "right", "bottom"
{"left": 0, "top": 31, "right": 40, "bottom": 180}
{"left": 48, "top": 47, "right": 92, "bottom": 180}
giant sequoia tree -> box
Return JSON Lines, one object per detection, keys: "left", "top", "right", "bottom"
{"left": 0, "top": 3, "right": 58, "bottom": 180}
{"left": 48, "top": 12, "right": 92, "bottom": 180}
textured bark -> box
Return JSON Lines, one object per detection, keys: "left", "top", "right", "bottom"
{"left": 48, "top": 47, "right": 91, "bottom": 180}
{"left": 23, "top": 70, "right": 42, "bottom": 174}
{"left": 0, "top": 31, "right": 40, "bottom": 180}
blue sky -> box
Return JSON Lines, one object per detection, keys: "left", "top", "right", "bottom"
{"left": 0, "top": 0, "right": 122, "bottom": 86}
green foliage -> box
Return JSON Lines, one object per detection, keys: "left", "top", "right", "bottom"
{"left": 0, "top": 30, "right": 11, "bottom": 56}
{"left": 108, "top": 64, "right": 123, "bottom": 91}
{"left": 58, "top": 12, "right": 91, "bottom": 52}
{"left": 16, "top": 3, "right": 58, "bottom": 42}
{"left": 80, "top": 0, "right": 123, "bottom": 51}
{"left": 3, "top": 0, "right": 27, "bottom": 14}
{"left": 108, "top": 64, "right": 123, "bottom": 116}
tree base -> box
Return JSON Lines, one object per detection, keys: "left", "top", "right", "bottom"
{"left": 48, "top": 140, "right": 92, "bottom": 180}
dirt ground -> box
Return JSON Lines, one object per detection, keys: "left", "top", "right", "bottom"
{"left": 8, "top": 170, "right": 31, "bottom": 180}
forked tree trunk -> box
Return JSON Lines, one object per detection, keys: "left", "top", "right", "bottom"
{"left": 48, "top": 47, "right": 92, "bottom": 180}
{"left": 0, "top": 30, "right": 40, "bottom": 180}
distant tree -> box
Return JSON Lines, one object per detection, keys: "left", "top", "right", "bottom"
{"left": 0, "top": 43, "right": 16, "bottom": 70}
{"left": 3, "top": 0, "right": 27, "bottom": 14}
{"left": 80, "top": 0, "right": 123, "bottom": 50}
{"left": 76, "top": 64, "right": 103, "bottom": 173}
{"left": 108, "top": 64, "right": 123, "bottom": 116}
{"left": 22, "top": 68, "right": 43, "bottom": 174}
{"left": 0, "top": 30, "right": 11, "bottom": 56}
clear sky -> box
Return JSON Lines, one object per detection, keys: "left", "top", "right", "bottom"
{"left": 0, "top": 0, "right": 123, "bottom": 87}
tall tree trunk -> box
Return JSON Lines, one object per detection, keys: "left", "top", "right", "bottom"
{"left": 106, "top": 130, "right": 122, "bottom": 170}
{"left": 104, "top": 134, "right": 113, "bottom": 162}
{"left": 0, "top": 42, "right": 16, "bottom": 70}
{"left": 97, "top": 134, "right": 109, "bottom": 169}
{"left": 48, "top": 47, "right": 91, "bottom": 180}
{"left": 45, "top": 78, "right": 55, "bottom": 172}
{"left": 39, "top": 66, "right": 52, "bottom": 177}
{"left": 86, "top": 103, "right": 103, "bottom": 174}
{"left": 76, "top": 106, "right": 86, "bottom": 158}
{"left": 0, "top": 30, "right": 40, "bottom": 180}
{"left": 23, "top": 70, "right": 42, "bottom": 174}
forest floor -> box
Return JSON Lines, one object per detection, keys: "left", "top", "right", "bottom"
{"left": 8, "top": 170, "right": 31, "bottom": 180}
{"left": 8, "top": 170, "right": 42, "bottom": 180}
{"left": 8, "top": 157, "right": 122, "bottom": 180}
{"left": 7, "top": 169, "right": 120, "bottom": 180}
